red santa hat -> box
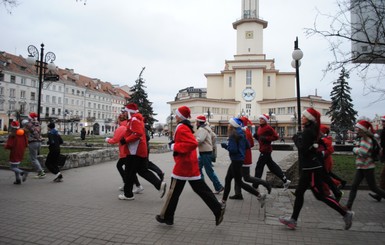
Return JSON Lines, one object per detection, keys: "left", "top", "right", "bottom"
{"left": 259, "top": 114, "right": 270, "bottom": 122}
{"left": 28, "top": 112, "right": 38, "bottom": 120}
{"left": 125, "top": 103, "right": 139, "bottom": 114}
{"left": 240, "top": 116, "right": 252, "bottom": 126}
{"left": 175, "top": 106, "right": 191, "bottom": 120}
{"left": 11, "top": 121, "right": 20, "bottom": 129}
{"left": 381, "top": 116, "right": 385, "bottom": 122}
{"left": 302, "top": 108, "right": 321, "bottom": 126}
{"left": 229, "top": 117, "right": 243, "bottom": 128}
{"left": 355, "top": 120, "right": 374, "bottom": 133}
{"left": 196, "top": 115, "right": 206, "bottom": 122}
{"left": 320, "top": 124, "right": 330, "bottom": 135}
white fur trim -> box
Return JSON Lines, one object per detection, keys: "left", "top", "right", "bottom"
{"left": 229, "top": 118, "right": 240, "bottom": 128}
{"left": 303, "top": 110, "right": 316, "bottom": 122}
{"left": 175, "top": 109, "right": 186, "bottom": 120}
{"left": 259, "top": 114, "right": 269, "bottom": 122}
{"left": 355, "top": 123, "right": 368, "bottom": 132}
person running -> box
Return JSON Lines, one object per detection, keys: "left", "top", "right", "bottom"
{"left": 253, "top": 114, "right": 290, "bottom": 190}
{"left": 345, "top": 120, "right": 385, "bottom": 209}
{"left": 119, "top": 103, "right": 166, "bottom": 201}
{"left": 106, "top": 113, "right": 143, "bottom": 193}
{"left": 45, "top": 122, "right": 64, "bottom": 182}
{"left": 144, "top": 119, "right": 165, "bottom": 182}
{"left": 194, "top": 115, "right": 224, "bottom": 194}
{"left": 156, "top": 106, "right": 225, "bottom": 226}
{"left": 221, "top": 117, "right": 266, "bottom": 208}
{"left": 279, "top": 108, "right": 354, "bottom": 230}
{"left": 4, "top": 121, "right": 29, "bottom": 184}
{"left": 230, "top": 116, "right": 271, "bottom": 200}
{"left": 368, "top": 115, "right": 385, "bottom": 201}
{"left": 24, "top": 112, "right": 45, "bottom": 179}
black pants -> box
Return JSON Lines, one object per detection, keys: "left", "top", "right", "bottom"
{"left": 117, "top": 158, "right": 140, "bottom": 186}
{"left": 254, "top": 152, "right": 286, "bottom": 188}
{"left": 159, "top": 177, "right": 222, "bottom": 223}
{"left": 148, "top": 159, "right": 164, "bottom": 179}
{"left": 234, "top": 167, "right": 268, "bottom": 196}
{"left": 124, "top": 155, "right": 161, "bottom": 198}
{"left": 45, "top": 149, "right": 60, "bottom": 175}
{"left": 346, "top": 168, "right": 385, "bottom": 209}
{"left": 223, "top": 160, "right": 260, "bottom": 201}
{"left": 291, "top": 168, "right": 347, "bottom": 221}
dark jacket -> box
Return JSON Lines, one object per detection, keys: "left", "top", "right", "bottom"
{"left": 47, "top": 129, "right": 63, "bottom": 152}
{"left": 223, "top": 127, "right": 249, "bottom": 161}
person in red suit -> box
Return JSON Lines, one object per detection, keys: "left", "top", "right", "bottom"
{"left": 156, "top": 106, "right": 225, "bottom": 226}
{"left": 4, "top": 121, "right": 29, "bottom": 184}
{"left": 253, "top": 114, "right": 291, "bottom": 190}
{"left": 118, "top": 103, "right": 166, "bottom": 200}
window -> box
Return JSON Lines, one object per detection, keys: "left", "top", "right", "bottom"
{"left": 20, "top": 90, "right": 26, "bottom": 99}
{"left": 31, "top": 80, "right": 37, "bottom": 87}
{"left": 52, "top": 85, "right": 56, "bottom": 91}
{"left": 277, "top": 107, "right": 285, "bottom": 115}
{"left": 287, "top": 106, "right": 295, "bottom": 115}
{"left": 0, "top": 73, "right": 4, "bottom": 81}
{"left": 246, "top": 70, "right": 252, "bottom": 85}
{"left": 20, "top": 103, "right": 26, "bottom": 114}
{"left": 21, "top": 78, "right": 26, "bottom": 85}
{"left": 29, "top": 104, "right": 35, "bottom": 112}
{"left": 58, "top": 86, "right": 62, "bottom": 92}
{"left": 58, "top": 97, "right": 62, "bottom": 104}
{"left": 58, "top": 108, "right": 61, "bottom": 115}
{"left": 88, "top": 102, "right": 91, "bottom": 108}
{"left": 228, "top": 77, "right": 232, "bottom": 87}
{"left": 72, "top": 89, "right": 75, "bottom": 94}
{"left": 9, "top": 101, "right": 15, "bottom": 110}
{"left": 65, "top": 98, "right": 68, "bottom": 105}
{"left": 0, "top": 101, "right": 3, "bottom": 110}
{"left": 10, "top": 88, "right": 15, "bottom": 98}
{"left": 0, "top": 87, "right": 4, "bottom": 95}
{"left": 52, "top": 108, "right": 56, "bottom": 115}
{"left": 267, "top": 76, "right": 271, "bottom": 87}
{"left": 71, "top": 99, "right": 74, "bottom": 105}
{"left": 10, "top": 75, "right": 16, "bottom": 83}
{"left": 46, "top": 95, "right": 50, "bottom": 103}
{"left": 52, "top": 96, "right": 56, "bottom": 104}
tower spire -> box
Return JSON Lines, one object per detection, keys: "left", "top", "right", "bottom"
{"left": 242, "top": 0, "right": 259, "bottom": 19}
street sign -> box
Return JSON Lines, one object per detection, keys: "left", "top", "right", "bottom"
{"left": 44, "top": 74, "right": 59, "bottom": 81}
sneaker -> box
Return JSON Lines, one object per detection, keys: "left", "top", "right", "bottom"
{"left": 13, "top": 179, "right": 21, "bottom": 185}
{"left": 215, "top": 204, "right": 226, "bottom": 226}
{"left": 21, "top": 172, "right": 28, "bottom": 182}
{"left": 119, "top": 186, "right": 124, "bottom": 191}
{"left": 155, "top": 215, "right": 173, "bottom": 225}
{"left": 118, "top": 194, "right": 135, "bottom": 200}
{"left": 159, "top": 182, "right": 167, "bottom": 198}
{"left": 279, "top": 216, "right": 297, "bottom": 229}
{"left": 213, "top": 187, "right": 224, "bottom": 195}
{"left": 257, "top": 194, "right": 266, "bottom": 208}
{"left": 53, "top": 174, "right": 63, "bottom": 182}
{"left": 368, "top": 193, "right": 382, "bottom": 202}
{"left": 343, "top": 211, "right": 354, "bottom": 230}
{"left": 34, "top": 171, "right": 46, "bottom": 179}
{"left": 283, "top": 179, "right": 291, "bottom": 191}
{"left": 229, "top": 194, "right": 243, "bottom": 200}
{"left": 159, "top": 172, "right": 165, "bottom": 182}
{"left": 133, "top": 185, "right": 144, "bottom": 194}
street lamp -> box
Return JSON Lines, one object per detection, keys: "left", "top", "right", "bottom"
{"left": 291, "top": 37, "right": 303, "bottom": 133}
{"left": 169, "top": 112, "right": 174, "bottom": 141}
{"left": 205, "top": 108, "right": 213, "bottom": 123}
{"left": 291, "top": 37, "right": 304, "bottom": 174}
{"left": 26, "top": 43, "right": 58, "bottom": 122}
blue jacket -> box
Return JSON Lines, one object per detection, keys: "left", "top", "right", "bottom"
{"left": 223, "top": 127, "right": 249, "bottom": 161}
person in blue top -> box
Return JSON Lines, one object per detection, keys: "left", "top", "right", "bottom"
{"left": 220, "top": 117, "right": 266, "bottom": 208}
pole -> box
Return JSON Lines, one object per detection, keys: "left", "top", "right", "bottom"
{"left": 37, "top": 44, "right": 45, "bottom": 122}
{"left": 294, "top": 38, "right": 301, "bottom": 133}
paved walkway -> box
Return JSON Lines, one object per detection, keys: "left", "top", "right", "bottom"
{"left": 0, "top": 137, "right": 384, "bottom": 244}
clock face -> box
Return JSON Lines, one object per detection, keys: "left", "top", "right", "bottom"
{"left": 245, "top": 31, "right": 254, "bottom": 39}
{"left": 242, "top": 88, "right": 255, "bottom": 101}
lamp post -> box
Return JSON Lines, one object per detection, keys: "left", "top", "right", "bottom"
{"left": 205, "top": 108, "right": 213, "bottom": 123}
{"left": 26, "top": 44, "right": 57, "bottom": 122}
{"left": 291, "top": 37, "right": 304, "bottom": 174}
{"left": 169, "top": 112, "right": 174, "bottom": 141}
{"left": 291, "top": 37, "right": 303, "bottom": 133}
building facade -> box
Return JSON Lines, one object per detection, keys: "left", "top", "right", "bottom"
{"left": 168, "top": 0, "right": 331, "bottom": 138}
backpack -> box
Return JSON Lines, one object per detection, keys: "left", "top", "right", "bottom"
{"left": 370, "top": 136, "right": 381, "bottom": 162}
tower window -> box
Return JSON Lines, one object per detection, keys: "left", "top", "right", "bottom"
{"left": 246, "top": 70, "right": 252, "bottom": 85}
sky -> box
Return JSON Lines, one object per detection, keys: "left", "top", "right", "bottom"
{"left": 0, "top": 0, "right": 383, "bottom": 123}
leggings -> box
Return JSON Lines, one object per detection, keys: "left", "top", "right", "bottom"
{"left": 291, "top": 168, "right": 347, "bottom": 221}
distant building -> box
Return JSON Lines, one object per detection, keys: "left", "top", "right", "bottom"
{"left": 168, "top": 0, "right": 331, "bottom": 138}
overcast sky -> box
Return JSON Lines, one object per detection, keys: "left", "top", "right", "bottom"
{"left": 0, "top": 0, "right": 382, "bottom": 123}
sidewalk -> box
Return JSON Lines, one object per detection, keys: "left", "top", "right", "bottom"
{"left": 0, "top": 144, "right": 384, "bottom": 244}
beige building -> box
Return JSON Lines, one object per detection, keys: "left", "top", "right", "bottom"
{"left": 168, "top": 0, "right": 331, "bottom": 138}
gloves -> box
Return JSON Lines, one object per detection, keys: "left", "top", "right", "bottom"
{"left": 105, "top": 137, "right": 110, "bottom": 143}
{"left": 120, "top": 137, "right": 126, "bottom": 145}
{"left": 168, "top": 140, "right": 175, "bottom": 150}
{"left": 221, "top": 142, "right": 227, "bottom": 149}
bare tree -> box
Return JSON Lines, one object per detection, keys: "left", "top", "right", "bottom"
{"left": 1, "top": 0, "right": 18, "bottom": 13}
{"left": 306, "top": 0, "right": 385, "bottom": 102}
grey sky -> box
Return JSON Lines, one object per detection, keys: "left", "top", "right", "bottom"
{"left": 0, "top": 0, "right": 382, "bottom": 123}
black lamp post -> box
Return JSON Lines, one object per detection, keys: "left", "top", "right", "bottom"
{"left": 169, "top": 112, "right": 174, "bottom": 141}
{"left": 26, "top": 44, "right": 57, "bottom": 122}
{"left": 291, "top": 37, "right": 303, "bottom": 133}
{"left": 291, "top": 37, "right": 304, "bottom": 173}
{"left": 205, "top": 108, "right": 213, "bottom": 123}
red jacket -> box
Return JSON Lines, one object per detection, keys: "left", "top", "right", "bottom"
{"left": 107, "top": 120, "right": 129, "bottom": 158}
{"left": 171, "top": 122, "right": 201, "bottom": 180}
{"left": 256, "top": 124, "right": 278, "bottom": 153}
{"left": 318, "top": 136, "right": 334, "bottom": 172}
{"left": 5, "top": 131, "right": 28, "bottom": 163}
{"left": 243, "top": 127, "right": 254, "bottom": 166}
{"left": 123, "top": 113, "right": 148, "bottom": 158}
